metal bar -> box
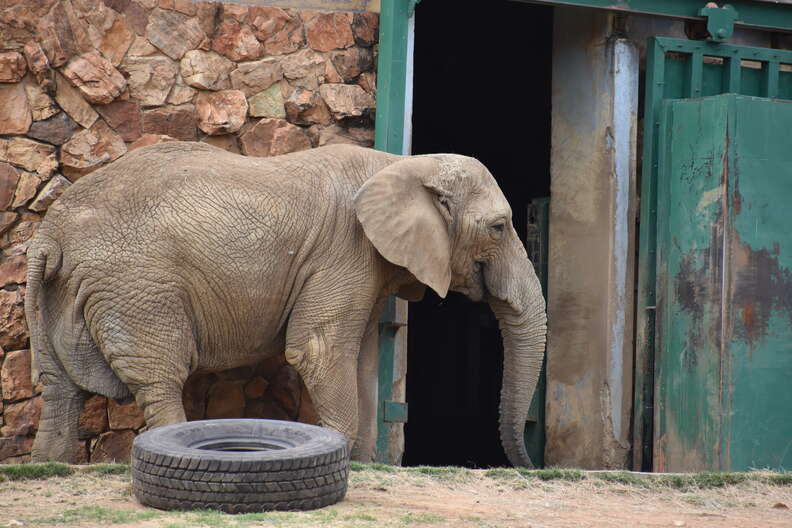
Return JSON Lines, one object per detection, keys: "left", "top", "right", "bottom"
{"left": 511, "top": 0, "right": 792, "bottom": 32}
{"left": 633, "top": 37, "right": 665, "bottom": 472}
{"left": 725, "top": 56, "right": 742, "bottom": 93}
{"left": 373, "top": 0, "right": 413, "bottom": 464}
{"left": 686, "top": 51, "right": 704, "bottom": 98}
{"left": 763, "top": 61, "right": 780, "bottom": 98}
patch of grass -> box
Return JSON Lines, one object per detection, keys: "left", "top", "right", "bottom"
{"left": 350, "top": 461, "right": 399, "bottom": 472}
{"left": 767, "top": 473, "right": 792, "bottom": 486}
{"left": 484, "top": 468, "right": 518, "bottom": 480}
{"left": 343, "top": 512, "right": 378, "bottom": 522}
{"left": 30, "top": 505, "right": 160, "bottom": 525}
{"left": 516, "top": 468, "right": 585, "bottom": 481}
{"left": 594, "top": 471, "right": 646, "bottom": 486}
{"left": 0, "top": 462, "right": 73, "bottom": 481}
{"left": 401, "top": 512, "right": 445, "bottom": 525}
{"left": 79, "top": 463, "right": 130, "bottom": 476}
{"left": 407, "top": 466, "right": 466, "bottom": 478}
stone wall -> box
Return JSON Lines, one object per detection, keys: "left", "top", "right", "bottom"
{"left": 0, "top": 0, "right": 378, "bottom": 463}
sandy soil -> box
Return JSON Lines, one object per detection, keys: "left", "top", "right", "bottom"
{"left": 1, "top": 467, "right": 790, "bottom": 527}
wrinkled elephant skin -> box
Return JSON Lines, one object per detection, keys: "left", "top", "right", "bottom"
{"left": 26, "top": 143, "right": 547, "bottom": 465}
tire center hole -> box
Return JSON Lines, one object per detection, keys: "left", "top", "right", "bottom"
{"left": 190, "top": 437, "right": 295, "bottom": 452}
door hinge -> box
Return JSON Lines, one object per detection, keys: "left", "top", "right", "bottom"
{"left": 383, "top": 400, "right": 408, "bottom": 423}
{"left": 699, "top": 3, "right": 738, "bottom": 42}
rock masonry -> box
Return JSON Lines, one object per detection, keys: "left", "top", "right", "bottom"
{"left": 0, "top": 0, "right": 376, "bottom": 463}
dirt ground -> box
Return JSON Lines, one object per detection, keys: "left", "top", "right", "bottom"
{"left": 1, "top": 466, "right": 791, "bottom": 528}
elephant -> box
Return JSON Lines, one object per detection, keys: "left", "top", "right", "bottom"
{"left": 25, "top": 142, "right": 547, "bottom": 467}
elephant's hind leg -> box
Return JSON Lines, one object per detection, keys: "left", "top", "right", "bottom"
{"left": 31, "top": 360, "right": 85, "bottom": 463}
{"left": 93, "top": 293, "right": 195, "bottom": 429}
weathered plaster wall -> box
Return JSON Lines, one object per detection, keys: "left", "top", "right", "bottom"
{"left": 546, "top": 7, "right": 637, "bottom": 469}
{"left": 0, "top": 0, "right": 378, "bottom": 463}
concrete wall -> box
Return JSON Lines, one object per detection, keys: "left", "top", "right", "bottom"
{"left": 546, "top": 7, "right": 638, "bottom": 469}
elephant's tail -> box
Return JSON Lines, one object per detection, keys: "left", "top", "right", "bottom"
{"left": 25, "top": 237, "right": 62, "bottom": 386}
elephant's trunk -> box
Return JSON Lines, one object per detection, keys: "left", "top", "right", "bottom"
{"left": 486, "top": 235, "right": 547, "bottom": 468}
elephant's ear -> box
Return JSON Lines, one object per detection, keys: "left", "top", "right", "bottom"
{"left": 354, "top": 156, "right": 451, "bottom": 298}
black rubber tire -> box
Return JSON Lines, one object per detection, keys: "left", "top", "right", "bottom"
{"left": 131, "top": 419, "right": 349, "bottom": 513}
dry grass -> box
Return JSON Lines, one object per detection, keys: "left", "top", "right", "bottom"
{"left": 0, "top": 463, "right": 789, "bottom": 527}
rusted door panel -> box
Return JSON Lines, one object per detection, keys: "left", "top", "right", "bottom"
{"left": 655, "top": 94, "right": 792, "bottom": 472}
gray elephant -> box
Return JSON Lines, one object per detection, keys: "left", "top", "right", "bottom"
{"left": 25, "top": 142, "right": 546, "bottom": 466}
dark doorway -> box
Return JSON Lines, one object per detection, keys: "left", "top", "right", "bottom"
{"left": 404, "top": 1, "right": 553, "bottom": 467}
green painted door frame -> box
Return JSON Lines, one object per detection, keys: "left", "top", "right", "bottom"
{"left": 373, "top": 0, "right": 415, "bottom": 463}
{"left": 512, "top": 0, "right": 792, "bottom": 32}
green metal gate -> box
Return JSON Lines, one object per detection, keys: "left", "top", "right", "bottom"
{"left": 635, "top": 37, "right": 792, "bottom": 471}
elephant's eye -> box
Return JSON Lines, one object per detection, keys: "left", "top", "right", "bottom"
{"left": 489, "top": 222, "right": 505, "bottom": 239}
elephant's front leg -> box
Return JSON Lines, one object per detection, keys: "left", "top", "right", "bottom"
{"left": 284, "top": 276, "right": 379, "bottom": 453}
{"left": 351, "top": 299, "right": 386, "bottom": 462}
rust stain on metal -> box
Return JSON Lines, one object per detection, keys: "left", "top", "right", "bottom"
{"left": 731, "top": 239, "right": 792, "bottom": 348}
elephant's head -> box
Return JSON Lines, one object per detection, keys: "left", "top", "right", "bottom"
{"left": 354, "top": 154, "right": 548, "bottom": 467}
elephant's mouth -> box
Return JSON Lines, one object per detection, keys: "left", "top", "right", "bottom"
{"left": 461, "top": 261, "right": 487, "bottom": 302}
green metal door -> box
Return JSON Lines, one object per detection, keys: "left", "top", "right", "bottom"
{"left": 636, "top": 37, "right": 792, "bottom": 472}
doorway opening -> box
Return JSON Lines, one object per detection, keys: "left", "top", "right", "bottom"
{"left": 404, "top": 0, "right": 553, "bottom": 467}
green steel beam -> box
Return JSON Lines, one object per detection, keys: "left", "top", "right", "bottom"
{"left": 512, "top": 0, "right": 792, "bottom": 32}
{"left": 374, "top": 0, "right": 412, "bottom": 464}
{"left": 374, "top": 0, "right": 411, "bottom": 155}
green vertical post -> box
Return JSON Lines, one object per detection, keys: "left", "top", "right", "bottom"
{"left": 633, "top": 37, "right": 665, "bottom": 472}
{"left": 373, "top": 0, "right": 413, "bottom": 463}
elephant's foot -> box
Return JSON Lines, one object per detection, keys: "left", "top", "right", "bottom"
{"left": 32, "top": 384, "right": 85, "bottom": 463}
{"left": 136, "top": 386, "right": 187, "bottom": 429}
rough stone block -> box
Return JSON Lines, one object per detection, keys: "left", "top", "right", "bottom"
{"left": 91, "top": 430, "right": 135, "bottom": 463}
{"left": 304, "top": 11, "right": 354, "bottom": 52}
{"left": 54, "top": 72, "right": 99, "bottom": 129}
{"left": 99, "top": 15, "right": 135, "bottom": 66}
{"left": 24, "top": 78, "right": 58, "bottom": 122}
{"left": 239, "top": 118, "right": 310, "bottom": 158}
{"left": 0, "top": 163, "right": 19, "bottom": 210}
{"left": 201, "top": 134, "right": 240, "bottom": 154}
{"left": 27, "top": 112, "right": 79, "bottom": 146}
{"left": 280, "top": 48, "right": 324, "bottom": 90}
{"left": 96, "top": 100, "right": 142, "bottom": 142}
{"left": 180, "top": 50, "right": 234, "bottom": 91}
{"left": 23, "top": 41, "right": 54, "bottom": 91}
{"left": 196, "top": 90, "right": 247, "bottom": 135}
{"left": 319, "top": 83, "right": 375, "bottom": 119}
{"left": 121, "top": 55, "right": 179, "bottom": 107}
{"left": 0, "top": 137, "right": 57, "bottom": 175}
{"left": 141, "top": 104, "right": 197, "bottom": 140}
{"left": 0, "top": 396, "right": 42, "bottom": 437}
{"left": 79, "top": 395, "right": 109, "bottom": 439}
{"left": 61, "top": 120, "right": 127, "bottom": 180}
{"left": 248, "top": 83, "right": 285, "bottom": 119}
{"left": 206, "top": 379, "right": 246, "bottom": 419}
{"left": 1, "top": 349, "right": 32, "bottom": 402}
{"left": 229, "top": 57, "right": 282, "bottom": 97}
{"left": 128, "top": 133, "right": 179, "bottom": 151}
{"left": 249, "top": 7, "right": 304, "bottom": 56}
{"left": 285, "top": 88, "right": 332, "bottom": 125}
{"left": 0, "top": 52, "right": 27, "bottom": 83}
{"left": 108, "top": 398, "right": 145, "bottom": 430}
{"left": 330, "top": 47, "right": 373, "bottom": 82}
{"left": 212, "top": 20, "right": 263, "bottom": 62}
{"left": 0, "top": 255, "right": 27, "bottom": 288}
{"left": 0, "top": 83, "right": 31, "bottom": 135}
{"left": 11, "top": 170, "right": 42, "bottom": 209}
{"left": 63, "top": 51, "right": 126, "bottom": 104}
{"left": 146, "top": 8, "right": 204, "bottom": 60}
{"left": 29, "top": 175, "right": 71, "bottom": 213}
{"left": 0, "top": 435, "right": 33, "bottom": 460}
{"left": 351, "top": 11, "right": 379, "bottom": 47}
